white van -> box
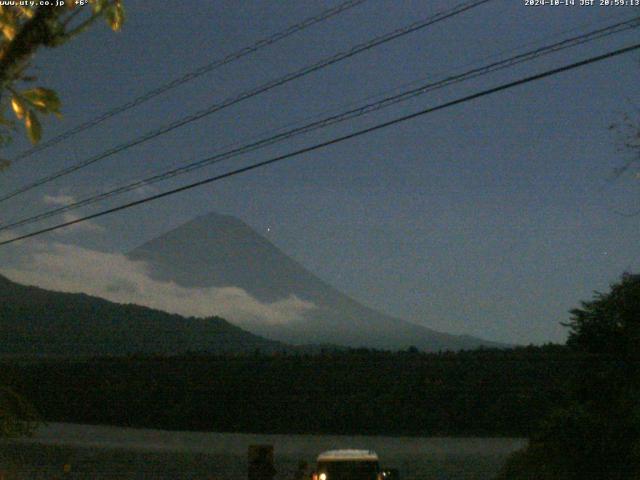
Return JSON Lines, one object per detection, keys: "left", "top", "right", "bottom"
{"left": 312, "top": 449, "right": 388, "bottom": 480}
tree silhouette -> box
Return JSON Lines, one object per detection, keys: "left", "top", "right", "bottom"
{"left": 564, "top": 273, "right": 640, "bottom": 357}
{"left": 498, "top": 273, "right": 640, "bottom": 479}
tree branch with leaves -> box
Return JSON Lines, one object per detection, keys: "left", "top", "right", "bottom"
{"left": 0, "top": 0, "right": 124, "bottom": 170}
{"left": 610, "top": 110, "right": 640, "bottom": 182}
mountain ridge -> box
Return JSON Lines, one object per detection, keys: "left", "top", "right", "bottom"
{"left": 0, "top": 273, "right": 289, "bottom": 356}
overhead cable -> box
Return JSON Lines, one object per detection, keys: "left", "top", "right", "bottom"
{"left": 2, "top": 16, "right": 637, "bottom": 233}
{"left": 1, "top": 41, "right": 638, "bottom": 246}
{"left": 0, "top": 0, "right": 493, "bottom": 203}
{"left": 10, "top": 0, "right": 370, "bottom": 163}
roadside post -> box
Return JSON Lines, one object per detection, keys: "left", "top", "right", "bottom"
{"left": 248, "top": 444, "right": 276, "bottom": 480}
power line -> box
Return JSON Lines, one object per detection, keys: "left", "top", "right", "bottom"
{"left": 1, "top": 42, "right": 638, "bottom": 247}
{"left": 0, "top": 0, "right": 492, "bottom": 204}
{"left": 10, "top": 0, "right": 370, "bottom": 163}
{"left": 1, "top": 15, "right": 637, "bottom": 233}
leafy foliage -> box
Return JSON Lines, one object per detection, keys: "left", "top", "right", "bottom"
{"left": 610, "top": 112, "right": 640, "bottom": 183}
{"left": 564, "top": 273, "right": 640, "bottom": 357}
{"left": 0, "top": 1, "right": 125, "bottom": 161}
{"left": 498, "top": 273, "right": 640, "bottom": 480}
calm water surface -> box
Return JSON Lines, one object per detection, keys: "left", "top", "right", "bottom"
{"left": 0, "top": 423, "right": 526, "bottom": 480}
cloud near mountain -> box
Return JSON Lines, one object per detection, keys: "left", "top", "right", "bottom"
{"left": 1, "top": 242, "right": 316, "bottom": 328}
{"left": 42, "top": 194, "right": 105, "bottom": 233}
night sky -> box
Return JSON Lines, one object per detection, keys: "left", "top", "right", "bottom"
{"left": 0, "top": 0, "right": 638, "bottom": 344}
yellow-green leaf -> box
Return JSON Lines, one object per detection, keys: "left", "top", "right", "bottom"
{"left": 11, "top": 96, "right": 26, "bottom": 120}
{"left": 0, "top": 159, "right": 10, "bottom": 172}
{"left": 25, "top": 110, "right": 42, "bottom": 144}
{"left": 22, "top": 88, "right": 61, "bottom": 114}
{"left": 2, "top": 23, "right": 16, "bottom": 41}
{"left": 105, "top": 2, "right": 125, "bottom": 31}
{"left": 90, "top": 0, "right": 110, "bottom": 14}
{"left": 16, "top": 6, "right": 35, "bottom": 18}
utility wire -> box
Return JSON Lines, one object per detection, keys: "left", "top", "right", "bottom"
{"left": 0, "top": 0, "right": 493, "bottom": 204}
{"left": 1, "top": 16, "right": 637, "bottom": 233}
{"left": 1, "top": 42, "right": 638, "bottom": 247}
{"left": 10, "top": 0, "right": 369, "bottom": 163}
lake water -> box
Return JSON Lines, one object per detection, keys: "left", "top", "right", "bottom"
{"left": 0, "top": 423, "right": 526, "bottom": 480}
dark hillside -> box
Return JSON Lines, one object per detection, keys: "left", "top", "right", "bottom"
{"left": 0, "top": 274, "right": 287, "bottom": 356}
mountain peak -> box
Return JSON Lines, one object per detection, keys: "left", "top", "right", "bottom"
{"left": 158, "top": 211, "right": 258, "bottom": 242}
{"left": 129, "top": 212, "right": 505, "bottom": 351}
{"left": 191, "top": 211, "right": 249, "bottom": 228}
{"left": 129, "top": 211, "right": 292, "bottom": 301}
